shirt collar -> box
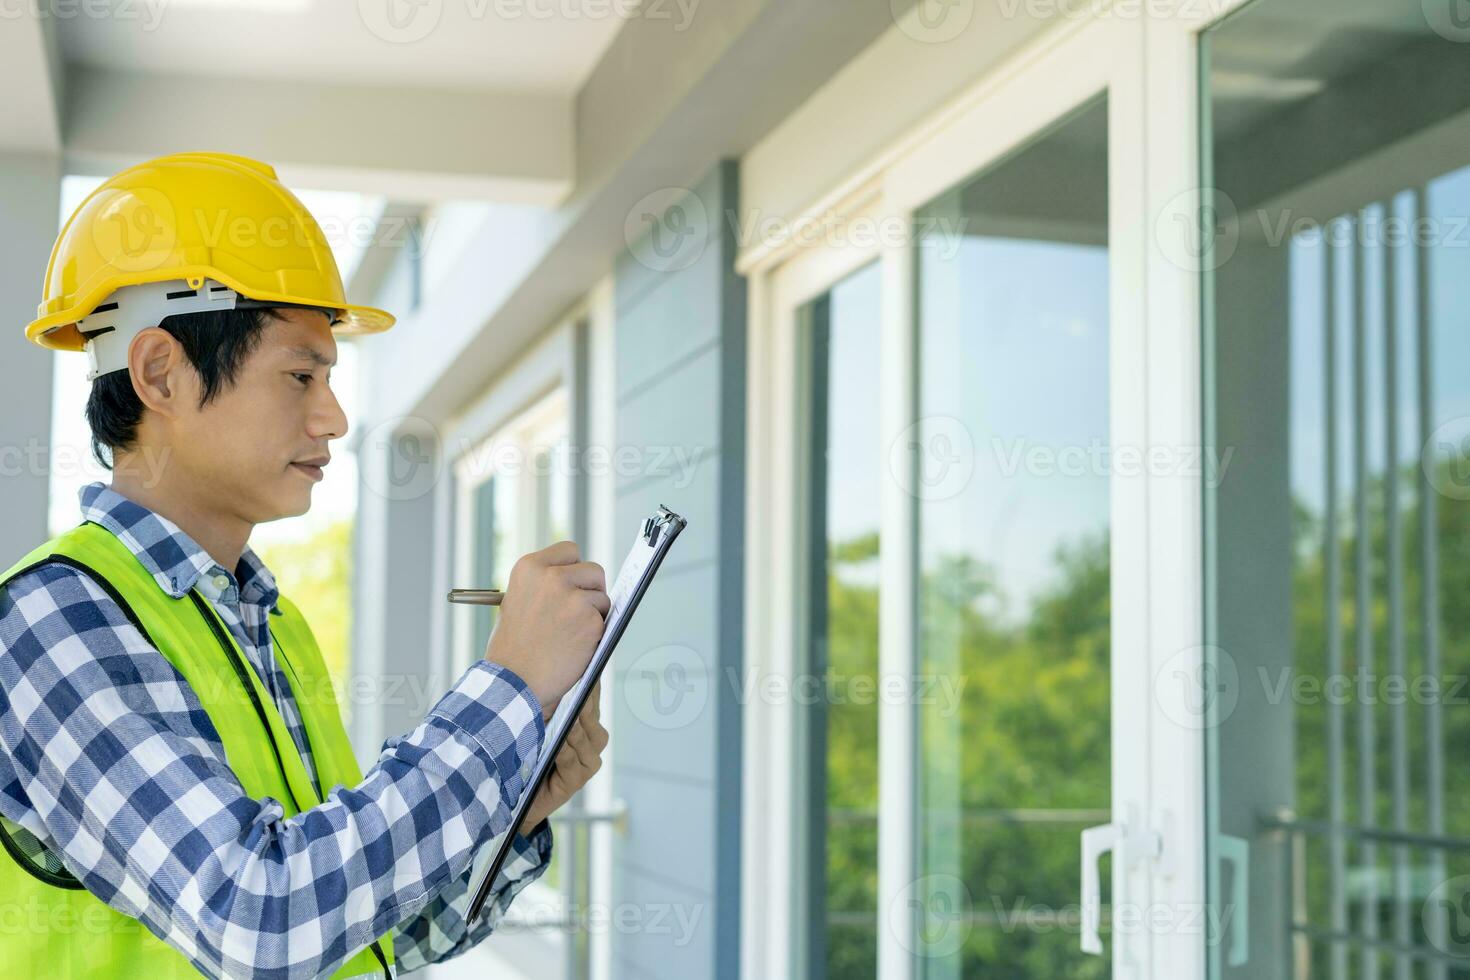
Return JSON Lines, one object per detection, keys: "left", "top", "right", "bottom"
{"left": 78, "top": 481, "right": 281, "bottom": 613}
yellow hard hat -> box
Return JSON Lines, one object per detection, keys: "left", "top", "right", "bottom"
{"left": 27, "top": 151, "right": 395, "bottom": 360}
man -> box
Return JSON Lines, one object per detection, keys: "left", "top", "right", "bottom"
{"left": 0, "top": 152, "right": 610, "bottom": 978}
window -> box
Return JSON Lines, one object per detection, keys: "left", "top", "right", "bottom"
{"left": 451, "top": 386, "right": 581, "bottom": 980}
{"left": 1202, "top": 1, "right": 1470, "bottom": 975}
{"left": 913, "top": 96, "right": 1111, "bottom": 978}
{"left": 455, "top": 389, "right": 572, "bottom": 664}
{"left": 796, "top": 260, "right": 884, "bottom": 979}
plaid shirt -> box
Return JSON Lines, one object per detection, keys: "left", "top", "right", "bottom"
{"left": 0, "top": 482, "right": 553, "bottom": 977}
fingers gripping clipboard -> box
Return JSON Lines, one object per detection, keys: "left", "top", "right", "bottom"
{"left": 467, "top": 505, "right": 688, "bottom": 922}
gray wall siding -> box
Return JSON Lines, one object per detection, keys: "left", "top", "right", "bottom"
{"left": 0, "top": 153, "right": 60, "bottom": 557}
{"left": 610, "top": 160, "right": 745, "bottom": 980}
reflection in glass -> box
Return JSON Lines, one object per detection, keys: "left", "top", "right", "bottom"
{"left": 462, "top": 409, "right": 573, "bottom": 920}
{"left": 798, "top": 260, "right": 884, "bottom": 979}
{"left": 1203, "top": 2, "right": 1470, "bottom": 977}
{"left": 472, "top": 475, "right": 509, "bottom": 662}
{"left": 914, "top": 96, "right": 1111, "bottom": 978}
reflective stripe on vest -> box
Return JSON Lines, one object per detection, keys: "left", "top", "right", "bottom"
{"left": 0, "top": 522, "right": 394, "bottom": 978}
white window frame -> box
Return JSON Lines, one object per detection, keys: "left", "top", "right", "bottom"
{"left": 737, "top": 1, "right": 1254, "bottom": 976}
{"left": 1144, "top": 4, "right": 1252, "bottom": 978}
{"left": 741, "top": 179, "right": 886, "bottom": 980}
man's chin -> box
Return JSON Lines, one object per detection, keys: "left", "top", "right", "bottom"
{"left": 261, "top": 478, "right": 314, "bottom": 521}
{"left": 282, "top": 486, "right": 314, "bottom": 519}
{"left": 282, "top": 497, "right": 313, "bottom": 519}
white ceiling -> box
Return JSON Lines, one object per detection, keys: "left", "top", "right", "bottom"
{"left": 0, "top": 0, "right": 636, "bottom": 202}
{"left": 55, "top": 0, "right": 629, "bottom": 94}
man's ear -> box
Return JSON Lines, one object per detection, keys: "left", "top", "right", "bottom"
{"left": 127, "top": 326, "right": 191, "bottom": 418}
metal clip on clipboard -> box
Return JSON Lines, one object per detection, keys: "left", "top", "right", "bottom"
{"left": 465, "top": 503, "right": 687, "bottom": 923}
{"left": 641, "top": 504, "right": 679, "bottom": 548}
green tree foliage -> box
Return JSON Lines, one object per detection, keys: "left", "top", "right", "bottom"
{"left": 824, "top": 533, "right": 882, "bottom": 979}
{"left": 254, "top": 519, "right": 355, "bottom": 726}
{"left": 823, "top": 527, "right": 1112, "bottom": 978}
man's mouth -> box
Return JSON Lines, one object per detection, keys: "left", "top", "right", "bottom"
{"left": 291, "top": 457, "right": 329, "bottom": 482}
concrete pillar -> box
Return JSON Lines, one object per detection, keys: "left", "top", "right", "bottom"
{"left": 350, "top": 413, "right": 445, "bottom": 766}
{"left": 0, "top": 153, "right": 61, "bottom": 561}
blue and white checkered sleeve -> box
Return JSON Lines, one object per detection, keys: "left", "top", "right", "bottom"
{"left": 0, "top": 563, "right": 547, "bottom": 979}
{"left": 391, "top": 813, "right": 554, "bottom": 971}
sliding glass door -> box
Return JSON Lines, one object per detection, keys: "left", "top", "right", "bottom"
{"left": 912, "top": 95, "right": 1113, "bottom": 979}
{"left": 742, "top": 13, "right": 1154, "bottom": 979}
{"left": 794, "top": 261, "right": 885, "bottom": 979}
{"left": 1202, "top": 1, "right": 1470, "bottom": 976}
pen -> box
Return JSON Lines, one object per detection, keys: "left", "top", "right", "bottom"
{"left": 447, "top": 589, "right": 505, "bottom": 606}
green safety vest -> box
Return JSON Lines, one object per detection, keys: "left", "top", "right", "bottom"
{"left": 0, "top": 522, "right": 395, "bottom": 978}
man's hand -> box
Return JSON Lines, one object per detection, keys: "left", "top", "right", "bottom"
{"left": 520, "top": 680, "right": 608, "bottom": 830}
{"left": 484, "top": 541, "right": 608, "bottom": 713}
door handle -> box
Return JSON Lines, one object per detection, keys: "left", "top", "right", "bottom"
{"left": 1081, "top": 823, "right": 1122, "bottom": 955}
{"left": 1217, "top": 834, "right": 1249, "bottom": 967}
{"left": 1081, "top": 807, "right": 1163, "bottom": 957}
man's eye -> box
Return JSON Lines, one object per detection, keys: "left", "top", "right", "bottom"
{"left": 292, "top": 373, "right": 313, "bottom": 386}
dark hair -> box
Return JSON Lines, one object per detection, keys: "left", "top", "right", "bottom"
{"left": 85, "top": 307, "right": 276, "bottom": 469}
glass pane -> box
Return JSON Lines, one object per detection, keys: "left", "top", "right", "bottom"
{"left": 798, "top": 259, "right": 883, "bottom": 980}
{"left": 1202, "top": 3, "right": 1470, "bottom": 978}
{"left": 472, "top": 476, "right": 504, "bottom": 661}
{"left": 545, "top": 434, "right": 572, "bottom": 545}
{"left": 455, "top": 405, "right": 579, "bottom": 978}
{"left": 914, "top": 95, "right": 1110, "bottom": 978}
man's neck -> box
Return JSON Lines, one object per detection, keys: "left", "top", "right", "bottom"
{"left": 109, "top": 465, "right": 252, "bottom": 575}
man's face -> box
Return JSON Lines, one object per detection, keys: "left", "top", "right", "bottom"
{"left": 171, "top": 308, "right": 347, "bottom": 523}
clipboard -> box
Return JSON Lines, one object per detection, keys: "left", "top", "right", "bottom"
{"left": 466, "top": 504, "right": 688, "bottom": 922}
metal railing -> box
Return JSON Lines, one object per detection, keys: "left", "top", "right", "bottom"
{"left": 823, "top": 806, "right": 1112, "bottom": 934}
{"left": 1304, "top": 193, "right": 1452, "bottom": 980}
{"left": 496, "top": 799, "right": 628, "bottom": 980}
{"left": 1260, "top": 812, "right": 1469, "bottom": 975}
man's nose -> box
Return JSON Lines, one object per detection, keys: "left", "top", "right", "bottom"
{"left": 310, "top": 381, "right": 350, "bottom": 441}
